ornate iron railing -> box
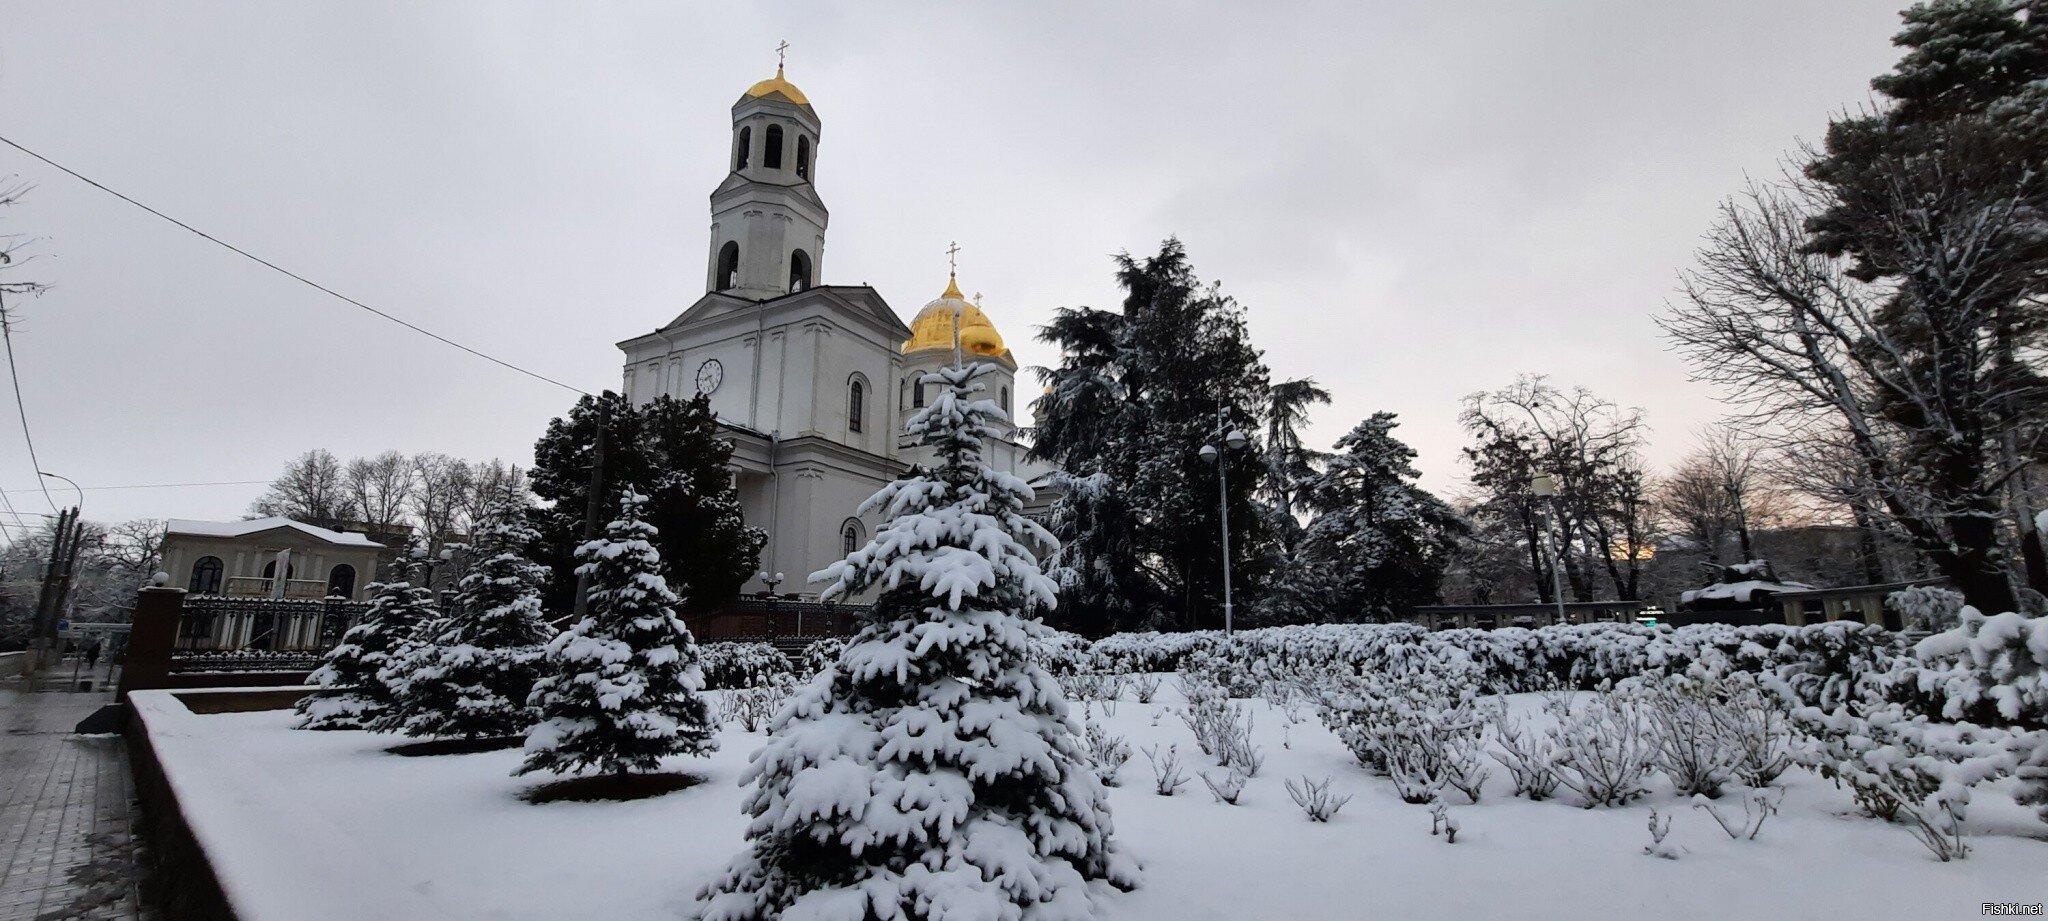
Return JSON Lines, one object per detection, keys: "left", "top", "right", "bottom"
{"left": 173, "top": 595, "right": 370, "bottom": 655}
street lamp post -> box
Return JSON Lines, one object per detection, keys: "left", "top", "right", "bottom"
{"left": 1199, "top": 409, "right": 1249, "bottom": 638}
{"left": 1531, "top": 472, "right": 1567, "bottom": 625}
{"left": 38, "top": 471, "right": 83, "bottom": 511}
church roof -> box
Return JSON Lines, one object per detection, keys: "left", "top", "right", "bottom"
{"left": 902, "top": 275, "right": 1012, "bottom": 363}
{"left": 741, "top": 67, "right": 810, "bottom": 107}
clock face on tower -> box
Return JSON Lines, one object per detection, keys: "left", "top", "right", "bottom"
{"left": 695, "top": 359, "right": 724, "bottom": 394}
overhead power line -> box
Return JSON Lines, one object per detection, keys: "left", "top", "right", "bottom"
{"left": 0, "top": 133, "right": 593, "bottom": 397}
{"left": 0, "top": 279, "right": 57, "bottom": 517}
{"left": 0, "top": 479, "right": 270, "bottom": 494}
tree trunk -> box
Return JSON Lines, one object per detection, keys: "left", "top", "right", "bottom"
{"left": 1943, "top": 513, "right": 2021, "bottom": 614}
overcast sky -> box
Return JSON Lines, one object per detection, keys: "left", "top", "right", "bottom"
{"left": 0, "top": 1, "right": 1913, "bottom": 533}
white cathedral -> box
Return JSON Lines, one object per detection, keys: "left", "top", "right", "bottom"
{"left": 615, "top": 65, "right": 1058, "bottom": 600}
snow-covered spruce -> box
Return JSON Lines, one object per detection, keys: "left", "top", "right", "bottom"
{"left": 518, "top": 490, "right": 717, "bottom": 777}
{"left": 295, "top": 553, "right": 439, "bottom": 731}
{"left": 690, "top": 363, "right": 1138, "bottom": 921}
{"left": 388, "top": 500, "right": 557, "bottom": 741}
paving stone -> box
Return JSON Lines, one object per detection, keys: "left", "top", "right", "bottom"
{"left": 0, "top": 690, "right": 146, "bottom": 921}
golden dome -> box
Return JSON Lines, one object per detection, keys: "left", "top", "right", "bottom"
{"left": 743, "top": 66, "right": 810, "bottom": 106}
{"left": 902, "top": 276, "right": 1010, "bottom": 360}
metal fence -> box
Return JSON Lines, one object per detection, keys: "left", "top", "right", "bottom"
{"left": 173, "top": 595, "right": 369, "bottom": 654}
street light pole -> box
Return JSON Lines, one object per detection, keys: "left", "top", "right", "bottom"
{"left": 38, "top": 471, "right": 82, "bottom": 511}
{"left": 1531, "top": 472, "right": 1567, "bottom": 625}
{"left": 1200, "top": 408, "right": 1249, "bottom": 638}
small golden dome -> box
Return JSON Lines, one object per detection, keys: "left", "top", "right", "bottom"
{"left": 902, "top": 276, "right": 1010, "bottom": 360}
{"left": 743, "top": 66, "right": 810, "bottom": 106}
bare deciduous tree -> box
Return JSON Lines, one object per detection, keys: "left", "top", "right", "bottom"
{"left": 343, "top": 451, "right": 417, "bottom": 534}
{"left": 250, "top": 449, "right": 348, "bottom": 523}
{"left": 1662, "top": 148, "right": 2046, "bottom": 612}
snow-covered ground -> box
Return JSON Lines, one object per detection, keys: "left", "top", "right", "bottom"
{"left": 134, "top": 686, "right": 2047, "bottom": 921}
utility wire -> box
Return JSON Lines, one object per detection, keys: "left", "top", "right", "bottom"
{"left": 0, "top": 134, "right": 593, "bottom": 397}
{"left": 0, "top": 479, "right": 270, "bottom": 493}
{"left": 0, "top": 289, "right": 57, "bottom": 514}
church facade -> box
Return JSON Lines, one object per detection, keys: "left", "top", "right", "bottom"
{"left": 615, "top": 66, "right": 1056, "bottom": 600}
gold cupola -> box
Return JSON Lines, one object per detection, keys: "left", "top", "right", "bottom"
{"left": 902, "top": 275, "right": 1013, "bottom": 365}
{"left": 742, "top": 65, "right": 810, "bottom": 106}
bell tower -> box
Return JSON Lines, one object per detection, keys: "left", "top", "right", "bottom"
{"left": 706, "top": 53, "right": 827, "bottom": 301}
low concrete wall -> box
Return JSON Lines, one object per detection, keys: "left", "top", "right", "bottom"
{"left": 172, "top": 687, "right": 313, "bottom": 714}
{"left": 126, "top": 698, "right": 241, "bottom": 921}
{"left": 0, "top": 650, "right": 26, "bottom": 678}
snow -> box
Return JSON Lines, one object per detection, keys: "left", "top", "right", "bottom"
{"left": 136, "top": 686, "right": 2047, "bottom": 921}
{"left": 166, "top": 516, "right": 384, "bottom": 547}
{"left": 1681, "top": 579, "right": 1812, "bottom": 605}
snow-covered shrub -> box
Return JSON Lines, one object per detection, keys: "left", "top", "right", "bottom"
{"left": 689, "top": 364, "right": 1136, "bottom": 921}
{"left": 1144, "top": 744, "right": 1190, "bottom": 796}
{"left": 1319, "top": 669, "right": 1491, "bottom": 804}
{"left": 1061, "top": 670, "right": 1128, "bottom": 705}
{"left": 1724, "top": 682, "right": 1795, "bottom": 787}
{"left": 1489, "top": 706, "right": 1563, "bottom": 801}
{"left": 1789, "top": 701, "right": 2012, "bottom": 830}
{"left": 797, "top": 636, "right": 844, "bottom": 676}
{"left": 295, "top": 555, "right": 439, "bottom": 731}
{"left": 1693, "top": 789, "right": 1781, "bottom": 841}
{"left": 388, "top": 500, "right": 556, "bottom": 742}
{"left": 1642, "top": 810, "right": 1679, "bottom": 860}
{"left": 1284, "top": 775, "right": 1353, "bottom": 822}
{"left": 1200, "top": 768, "right": 1247, "bottom": 805}
{"left": 1130, "top": 672, "right": 1164, "bottom": 704}
{"left": 1428, "top": 797, "right": 1459, "bottom": 843}
{"left": 721, "top": 674, "right": 794, "bottom": 733}
{"left": 696, "top": 642, "right": 793, "bottom": 690}
{"left": 1895, "top": 607, "right": 2048, "bottom": 827}
{"left": 519, "top": 492, "right": 718, "bottom": 778}
{"left": 1550, "top": 694, "right": 1652, "bottom": 807}
{"left": 1031, "top": 627, "right": 1097, "bottom": 676}
{"left": 1889, "top": 585, "right": 1965, "bottom": 633}
{"left": 1085, "top": 722, "right": 1131, "bottom": 788}
{"left": 1632, "top": 675, "right": 1745, "bottom": 798}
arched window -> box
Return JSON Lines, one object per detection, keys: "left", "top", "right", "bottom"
{"left": 764, "top": 125, "right": 784, "bottom": 169}
{"left": 848, "top": 376, "right": 866, "bottom": 433}
{"left": 1001, "top": 386, "right": 1010, "bottom": 413}
{"left": 717, "top": 241, "right": 741, "bottom": 290}
{"left": 796, "top": 135, "right": 811, "bottom": 179}
{"left": 189, "top": 556, "right": 224, "bottom": 594}
{"left": 734, "top": 126, "right": 752, "bottom": 171}
{"left": 261, "top": 560, "right": 296, "bottom": 581}
{"left": 912, "top": 376, "right": 926, "bottom": 408}
{"left": 789, "top": 249, "right": 812, "bottom": 292}
{"left": 327, "top": 564, "right": 357, "bottom": 599}
{"left": 841, "top": 519, "right": 864, "bottom": 556}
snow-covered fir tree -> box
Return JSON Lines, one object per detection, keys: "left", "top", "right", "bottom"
{"left": 294, "top": 547, "right": 438, "bottom": 731}
{"left": 387, "top": 496, "right": 556, "bottom": 740}
{"left": 518, "top": 489, "right": 718, "bottom": 777}
{"left": 691, "top": 362, "right": 1138, "bottom": 921}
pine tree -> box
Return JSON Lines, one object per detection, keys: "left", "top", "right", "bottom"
{"left": 518, "top": 490, "right": 718, "bottom": 777}
{"left": 691, "top": 363, "right": 1138, "bottom": 921}
{"left": 388, "top": 498, "right": 556, "bottom": 740}
{"left": 531, "top": 392, "right": 764, "bottom": 615}
{"left": 1031, "top": 239, "right": 1272, "bottom": 631}
{"left": 295, "top": 550, "right": 438, "bottom": 730}
{"left": 1293, "top": 413, "right": 1464, "bottom": 622}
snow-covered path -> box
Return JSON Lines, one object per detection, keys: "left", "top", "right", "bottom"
{"left": 135, "top": 688, "right": 2047, "bottom": 921}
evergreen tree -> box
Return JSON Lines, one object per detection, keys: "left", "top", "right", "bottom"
{"left": 295, "top": 549, "right": 437, "bottom": 730}
{"left": 530, "top": 391, "right": 764, "bottom": 615}
{"left": 1032, "top": 239, "right": 1272, "bottom": 631}
{"left": 519, "top": 490, "right": 717, "bottom": 777}
{"left": 1292, "top": 413, "right": 1464, "bottom": 622}
{"left": 388, "top": 498, "right": 556, "bottom": 740}
{"left": 691, "top": 363, "right": 1138, "bottom": 921}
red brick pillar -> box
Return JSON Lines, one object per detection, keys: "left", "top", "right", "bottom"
{"left": 119, "top": 587, "right": 187, "bottom": 697}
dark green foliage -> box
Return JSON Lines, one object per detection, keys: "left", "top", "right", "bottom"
{"left": 530, "top": 391, "right": 764, "bottom": 615}
{"left": 1032, "top": 239, "right": 1273, "bottom": 633}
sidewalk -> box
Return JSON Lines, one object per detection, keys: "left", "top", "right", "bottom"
{"left": 0, "top": 688, "right": 146, "bottom": 921}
